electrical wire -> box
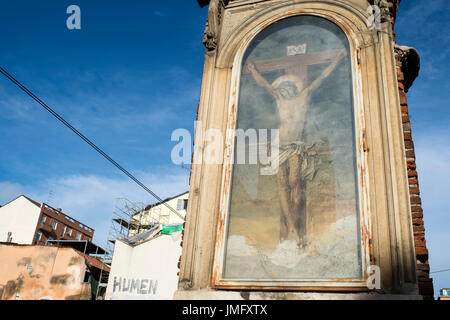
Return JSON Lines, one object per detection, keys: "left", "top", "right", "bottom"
{"left": 0, "top": 66, "right": 184, "bottom": 220}
{"left": 431, "top": 268, "right": 450, "bottom": 275}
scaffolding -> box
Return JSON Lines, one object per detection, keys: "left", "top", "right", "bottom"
{"left": 106, "top": 198, "right": 167, "bottom": 259}
{"left": 106, "top": 198, "right": 145, "bottom": 259}
{"left": 144, "top": 206, "right": 170, "bottom": 225}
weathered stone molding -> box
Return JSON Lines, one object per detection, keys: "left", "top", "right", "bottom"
{"left": 203, "top": 0, "right": 230, "bottom": 51}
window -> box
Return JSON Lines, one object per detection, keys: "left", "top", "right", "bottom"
{"left": 217, "top": 16, "right": 362, "bottom": 283}
{"left": 176, "top": 199, "right": 183, "bottom": 210}
{"left": 35, "top": 232, "right": 42, "bottom": 243}
{"left": 51, "top": 220, "right": 58, "bottom": 230}
{"left": 67, "top": 228, "right": 73, "bottom": 236}
{"left": 40, "top": 215, "right": 47, "bottom": 226}
{"left": 61, "top": 226, "right": 67, "bottom": 237}
{"left": 6, "top": 232, "right": 12, "bottom": 243}
{"left": 177, "top": 199, "right": 189, "bottom": 210}
{"left": 76, "top": 232, "right": 82, "bottom": 240}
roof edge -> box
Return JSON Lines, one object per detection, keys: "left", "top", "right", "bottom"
{"left": 0, "top": 195, "right": 41, "bottom": 209}
{"left": 142, "top": 191, "right": 189, "bottom": 212}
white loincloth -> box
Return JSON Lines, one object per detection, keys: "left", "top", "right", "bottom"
{"left": 264, "top": 141, "right": 322, "bottom": 181}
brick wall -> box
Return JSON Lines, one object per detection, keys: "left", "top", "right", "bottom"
{"left": 390, "top": 0, "right": 434, "bottom": 300}
{"left": 396, "top": 66, "right": 434, "bottom": 300}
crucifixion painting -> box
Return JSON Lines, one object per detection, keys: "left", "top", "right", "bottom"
{"left": 245, "top": 48, "right": 347, "bottom": 246}
{"left": 223, "top": 16, "right": 361, "bottom": 280}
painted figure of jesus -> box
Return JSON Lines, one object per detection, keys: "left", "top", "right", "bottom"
{"left": 247, "top": 49, "right": 347, "bottom": 247}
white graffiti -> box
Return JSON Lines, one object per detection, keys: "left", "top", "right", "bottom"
{"left": 112, "top": 277, "right": 158, "bottom": 295}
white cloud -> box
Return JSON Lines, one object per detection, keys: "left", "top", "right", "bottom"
{"left": 0, "top": 89, "right": 41, "bottom": 123}
{"left": 0, "top": 182, "right": 23, "bottom": 204}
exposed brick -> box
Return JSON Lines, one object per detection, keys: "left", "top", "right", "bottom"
{"left": 399, "top": 91, "right": 408, "bottom": 105}
{"left": 404, "top": 140, "right": 414, "bottom": 149}
{"left": 414, "top": 234, "right": 425, "bottom": 241}
{"left": 403, "top": 122, "right": 411, "bottom": 132}
{"left": 416, "top": 247, "right": 429, "bottom": 263}
{"left": 404, "top": 132, "right": 412, "bottom": 141}
{"left": 407, "top": 161, "right": 416, "bottom": 170}
{"left": 413, "top": 225, "right": 425, "bottom": 233}
{"left": 417, "top": 270, "right": 430, "bottom": 279}
{"left": 418, "top": 278, "right": 434, "bottom": 298}
{"left": 408, "top": 170, "right": 418, "bottom": 178}
{"left": 405, "top": 150, "right": 415, "bottom": 158}
{"left": 410, "top": 196, "right": 422, "bottom": 205}
{"left": 417, "top": 263, "right": 430, "bottom": 272}
{"left": 412, "top": 211, "right": 424, "bottom": 219}
{"left": 415, "top": 239, "right": 426, "bottom": 248}
{"left": 402, "top": 115, "right": 410, "bottom": 123}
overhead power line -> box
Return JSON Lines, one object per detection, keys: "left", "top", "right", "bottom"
{"left": 0, "top": 66, "right": 184, "bottom": 220}
{"left": 430, "top": 268, "right": 450, "bottom": 275}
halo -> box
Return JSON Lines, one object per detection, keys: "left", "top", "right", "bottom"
{"left": 272, "top": 74, "right": 303, "bottom": 89}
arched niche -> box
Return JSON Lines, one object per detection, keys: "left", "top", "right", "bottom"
{"left": 213, "top": 14, "right": 370, "bottom": 289}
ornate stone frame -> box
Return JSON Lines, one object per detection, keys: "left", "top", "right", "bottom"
{"left": 177, "top": 0, "right": 419, "bottom": 297}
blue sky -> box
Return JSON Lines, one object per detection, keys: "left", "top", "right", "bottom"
{"left": 0, "top": 0, "right": 448, "bottom": 298}
{"left": 395, "top": 0, "right": 450, "bottom": 298}
{"left": 0, "top": 0, "right": 207, "bottom": 252}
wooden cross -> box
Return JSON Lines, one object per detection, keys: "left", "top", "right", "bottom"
{"left": 242, "top": 48, "right": 346, "bottom": 84}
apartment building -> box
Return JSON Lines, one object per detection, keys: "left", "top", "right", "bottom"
{"left": 0, "top": 195, "right": 94, "bottom": 246}
{"left": 128, "top": 191, "right": 188, "bottom": 237}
